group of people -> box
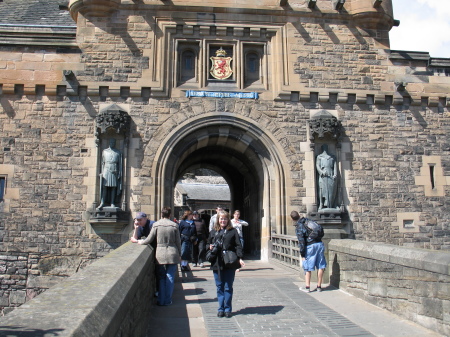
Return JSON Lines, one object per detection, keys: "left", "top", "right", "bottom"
{"left": 130, "top": 206, "right": 326, "bottom": 318}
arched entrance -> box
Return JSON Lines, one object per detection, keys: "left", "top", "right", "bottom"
{"left": 151, "top": 113, "right": 290, "bottom": 260}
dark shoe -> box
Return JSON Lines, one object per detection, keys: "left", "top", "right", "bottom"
{"left": 217, "top": 311, "right": 224, "bottom": 318}
{"left": 225, "top": 312, "right": 232, "bottom": 318}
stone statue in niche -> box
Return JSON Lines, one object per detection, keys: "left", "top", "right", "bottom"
{"left": 97, "top": 138, "right": 122, "bottom": 209}
{"left": 316, "top": 144, "right": 338, "bottom": 210}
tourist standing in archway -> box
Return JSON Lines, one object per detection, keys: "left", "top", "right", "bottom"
{"left": 231, "top": 210, "right": 249, "bottom": 249}
{"left": 178, "top": 210, "right": 197, "bottom": 271}
{"left": 207, "top": 210, "right": 245, "bottom": 318}
{"left": 192, "top": 211, "right": 208, "bottom": 268}
{"left": 209, "top": 205, "right": 223, "bottom": 232}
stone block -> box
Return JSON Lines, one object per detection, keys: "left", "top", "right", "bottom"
{"left": 0, "top": 294, "right": 9, "bottom": 306}
{"left": 27, "top": 275, "right": 65, "bottom": 288}
{"left": 419, "top": 297, "right": 443, "bottom": 320}
{"left": 9, "top": 290, "right": 26, "bottom": 304}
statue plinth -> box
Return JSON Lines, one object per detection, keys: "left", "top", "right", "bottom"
{"left": 87, "top": 207, "right": 130, "bottom": 234}
{"left": 308, "top": 208, "right": 345, "bottom": 225}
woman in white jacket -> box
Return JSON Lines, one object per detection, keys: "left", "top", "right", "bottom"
{"left": 230, "top": 210, "right": 248, "bottom": 249}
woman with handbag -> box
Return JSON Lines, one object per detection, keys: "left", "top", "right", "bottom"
{"left": 178, "top": 210, "right": 197, "bottom": 271}
{"left": 207, "top": 210, "right": 245, "bottom": 318}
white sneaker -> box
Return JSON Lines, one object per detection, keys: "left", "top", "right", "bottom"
{"left": 299, "top": 287, "right": 312, "bottom": 293}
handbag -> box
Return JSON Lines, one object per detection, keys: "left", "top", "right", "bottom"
{"left": 222, "top": 250, "right": 238, "bottom": 267}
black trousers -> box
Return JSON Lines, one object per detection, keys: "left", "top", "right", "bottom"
{"left": 193, "top": 238, "right": 206, "bottom": 264}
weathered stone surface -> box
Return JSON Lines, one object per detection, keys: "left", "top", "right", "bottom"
{"left": 329, "top": 240, "right": 450, "bottom": 335}
{"left": 0, "top": 242, "right": 155, "bottom": 337}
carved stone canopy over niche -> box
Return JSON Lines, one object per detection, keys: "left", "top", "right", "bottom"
{"left": 95, "top": 104, "right": 131, "bottom": 139}
{"left": 308, "top": 110, "right": 342, "bottom": 145}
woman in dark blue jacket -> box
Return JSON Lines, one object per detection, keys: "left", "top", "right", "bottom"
{"left": 178, "top": 210, "right": 197, "bottom": 271}
{"left": 207, "top": 210, "right": 245, "bottom": 318}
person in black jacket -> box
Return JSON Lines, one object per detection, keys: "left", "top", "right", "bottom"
{"left": 207, "top": 210, "right": 245, "bottom": 318}
{"left": 178, "top": 210, "right": 197, "bottom": 271}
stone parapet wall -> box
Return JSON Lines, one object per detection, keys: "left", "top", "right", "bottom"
{"left": 328, "top": 239, "right": 450, "bottom": 336}
{"left": 0, "top": 242, "right": 155, "bottom": 337}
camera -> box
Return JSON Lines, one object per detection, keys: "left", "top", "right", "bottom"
{"left": 211, "top": 240, "right": 223, "bottom": 255}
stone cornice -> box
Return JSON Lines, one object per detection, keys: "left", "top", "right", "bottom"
{"left": 0, "top": 25, "right": 77, "bottom": 47}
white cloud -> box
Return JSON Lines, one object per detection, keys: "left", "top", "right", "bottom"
{"left": 390, "top": 0, "right": 450, "bottom": 58}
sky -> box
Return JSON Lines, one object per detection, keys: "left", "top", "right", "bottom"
{"left": 389, "top": 0, "right": 450, "bottom": 58}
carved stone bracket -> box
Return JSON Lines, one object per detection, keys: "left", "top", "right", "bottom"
{"left": 308, "top": 110, "right": 342, "bottom": 148}
{"left": 69, "top": 0, "right": 121, "bottom": 22}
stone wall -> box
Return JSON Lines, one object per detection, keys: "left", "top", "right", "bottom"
{"left": 0, "top": 0, "right": 449, "bottom": 313}
{"left": 0, "top": 242, "right": 155, "bottom": 337}
{"left": 328, "top": 239, "right": 450, "bottom": 336}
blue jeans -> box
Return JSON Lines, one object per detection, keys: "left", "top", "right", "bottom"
{"left": 156, "top": 264, "right": 177, "bottom": 305}
{"left": 213, "top": 268, "right": 236, "bottom": 313}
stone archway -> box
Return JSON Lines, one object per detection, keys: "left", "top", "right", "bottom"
{"left": 151, "top": 113, "right": 291, "bottom": 260}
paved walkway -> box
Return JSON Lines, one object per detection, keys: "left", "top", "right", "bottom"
{"left": 145, "top": 259, "right": 442, "bottom": 337}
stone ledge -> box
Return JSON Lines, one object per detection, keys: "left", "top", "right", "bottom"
{"left": 328, "top": 239, "right": 450, "bottom": 276}
{"left": 0, "top": 242, "right": 154, "bottom": 337}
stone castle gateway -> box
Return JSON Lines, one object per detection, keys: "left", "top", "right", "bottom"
{"left": 0, "top": 0, "right": 449, "bottom": 318}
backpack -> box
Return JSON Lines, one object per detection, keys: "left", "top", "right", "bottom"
{"left": 297, "top": 218, "right": 323, "bottom": 241}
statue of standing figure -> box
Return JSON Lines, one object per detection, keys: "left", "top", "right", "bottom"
{"left": 316, "top": 144, "right": 338, "bottom": 210}
{"left": 97, "top": 138, "right": 122, "bottom": 209}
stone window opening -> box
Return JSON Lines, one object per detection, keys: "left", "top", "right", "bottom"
{"left": 176, "top": 40, "right": 201, "bottom": 86}
{"left": 403, "top": 219, "right": 414, "bottom": 229}
{"left": 179, "top": 49, "right": 198, "bottom": 84}
{"left": 429, "top": 164, "right": 436, "bottom": 189}
{"left": 244, "top": 48, "right": 263, "bottom": 87}
{"left": 0, "top": 176, "right": 6, "bottom": 202}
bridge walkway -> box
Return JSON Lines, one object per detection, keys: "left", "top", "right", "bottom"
{"left": 145, "top": 259, "right": 441, "bottom": 337}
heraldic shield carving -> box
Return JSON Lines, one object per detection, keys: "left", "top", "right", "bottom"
{"left": 210, "top": 47, "right": 233, "bottom": 80}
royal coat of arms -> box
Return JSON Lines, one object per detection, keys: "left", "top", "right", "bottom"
{"left": 210, "top": 47, "right": 233, "bottom": 80}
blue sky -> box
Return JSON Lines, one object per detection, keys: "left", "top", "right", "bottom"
{"left": 389, "top": 0, "right": 450, "bottom": 58}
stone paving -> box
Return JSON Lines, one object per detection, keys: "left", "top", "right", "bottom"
{"left": 194, "top": 268, "right": 373, "bottom": 336}
{"left": 146, "top": 260, "right": 442, "bottom": 337}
